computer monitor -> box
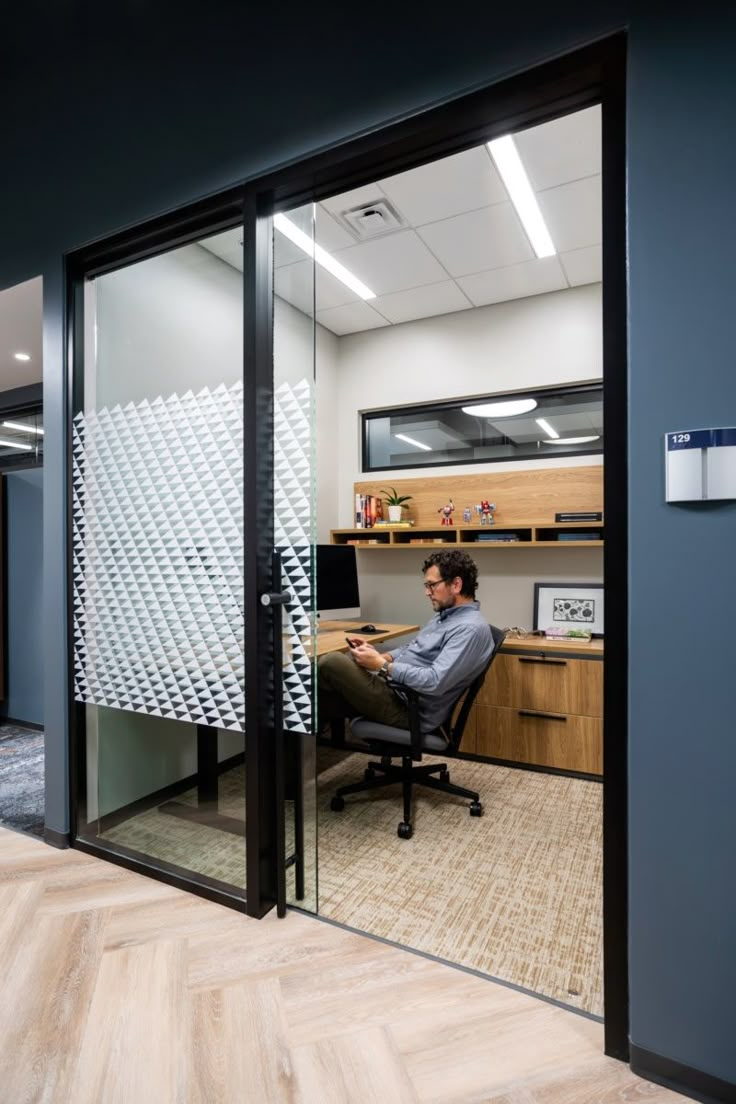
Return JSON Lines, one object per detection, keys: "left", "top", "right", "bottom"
{"left": 316, "top": 544, "right": 361, "bottom": 619}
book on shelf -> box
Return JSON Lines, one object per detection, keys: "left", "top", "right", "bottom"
{"left": 475, "top": 532, "right": 520, "bottom": 542}
{"left": 354, "top": 493, "right": 384, "bottom": 529}
{"left": 346, "top": 538, "right": 381, "bottom": 545}
{"left": 556, "top": 530, "right": 602, "bottom": 541}
{"left": 373, "top": 519, "right": 414, "bottom": 527}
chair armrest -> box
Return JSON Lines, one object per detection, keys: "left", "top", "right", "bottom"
{"left": 400, "top": 686, "right": 424, "bottom": 760}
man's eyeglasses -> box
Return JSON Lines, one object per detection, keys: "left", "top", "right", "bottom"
{"left": 423, "top": 578, "right": 446, "bottom": 593}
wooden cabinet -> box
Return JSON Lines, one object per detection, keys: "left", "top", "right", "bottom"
{"left": 469, "top": 640, "right": 604, "bottom": 776}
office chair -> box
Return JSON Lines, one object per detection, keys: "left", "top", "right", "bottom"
{"left": 330, "top": 625, "right": 506, "bottom": 839}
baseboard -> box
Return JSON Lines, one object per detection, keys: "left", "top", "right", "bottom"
{"left": 98, "top": 751, "right": 245, "bottom": 833}
{"left": 44, "top": 826, "right": 71, "bottom": 849}
{"left": 630, "top": 1044, "right": 736, "bottom": 1104}
{"left": 0, "top": 717, "right": 44, "bottom": 731}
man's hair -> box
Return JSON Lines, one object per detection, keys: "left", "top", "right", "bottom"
{"left": 422, "top": 549, "right": 479, "bottom": 599}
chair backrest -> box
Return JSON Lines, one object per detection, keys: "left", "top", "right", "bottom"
{"left": 442, "top": 623, "right": 507, "bottom": 752}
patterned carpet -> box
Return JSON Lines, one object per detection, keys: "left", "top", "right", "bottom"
{"left": 0, "top": 724, "right": 45, "bottom": 838}
{"left": 99, "top": 749, "right": 602, "bottom": 1015}
{"left": 317, "top": 748, "right": 603, "bottom": 1016}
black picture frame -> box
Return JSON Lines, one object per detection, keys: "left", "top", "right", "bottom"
{"left": 533, "top": 581, "right": 605, "bottom": 637}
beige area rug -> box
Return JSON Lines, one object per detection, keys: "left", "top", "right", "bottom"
{"left": 316, "top": 747, "right": 603, "bottom": 1016}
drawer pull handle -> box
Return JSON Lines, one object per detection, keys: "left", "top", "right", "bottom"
{"left": 518, "top": 710, "right": 567, "bottom": 722}
{"left": 518, "top": 657, "right": 567, "bottom": 666}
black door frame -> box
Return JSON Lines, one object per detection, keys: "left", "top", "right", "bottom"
{"left": 65, "top": 32, "right": 628, "bottom": 1057}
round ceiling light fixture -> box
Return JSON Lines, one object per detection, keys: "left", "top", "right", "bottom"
{"left": 13, "top": 352, "right": 31, "bottom": 362}
{"left": 461, "top": 398, "right": 537, "bottom": 418}
{"left": 543, "top": 435, "right": 601, "bottom": 445}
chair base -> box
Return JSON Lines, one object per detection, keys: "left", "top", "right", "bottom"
{"left": 330, "top": 754, "right": 482, "bottom": 837}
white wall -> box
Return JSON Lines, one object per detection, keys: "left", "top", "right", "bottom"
{"left": 335, "top": 283, "right": 602, "bottom": 524}
{"left": 321, "top": 283, "right": 603, "bottom": 630}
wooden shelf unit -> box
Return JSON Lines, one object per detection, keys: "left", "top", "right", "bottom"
{"left": 331, "top": 520, "right": 604, "bottom": 549}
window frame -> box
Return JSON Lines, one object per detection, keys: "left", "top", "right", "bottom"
{"left": 360, "top": 381, "right": 603, "bottom": 473}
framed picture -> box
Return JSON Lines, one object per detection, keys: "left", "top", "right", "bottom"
{"left": 533, "top": 582, "right": 604, "bottom": 637}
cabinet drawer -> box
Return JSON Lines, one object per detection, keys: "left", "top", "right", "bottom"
{"left": 479, "top": 651, "right": 602, "bottom": 717}
{"left": 474, "top": 704, "right": 602, "bottom": 775}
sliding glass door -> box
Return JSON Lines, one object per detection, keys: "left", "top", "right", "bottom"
{"left": 73, "top": 228, "right": 248, "bottom": 901}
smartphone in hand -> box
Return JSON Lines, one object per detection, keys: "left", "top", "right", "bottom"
{"left": 345, "top": 636, "right": 359, "bottom": 649}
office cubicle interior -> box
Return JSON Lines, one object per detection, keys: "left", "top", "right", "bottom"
{"left": 291, "top": 105, "right": 606, "bottom": 1016}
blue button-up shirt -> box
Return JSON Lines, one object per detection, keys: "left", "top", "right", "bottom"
{"left": 388, "top": 601, "right": 493, "bottom": 733}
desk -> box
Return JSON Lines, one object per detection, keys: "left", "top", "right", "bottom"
{"left": 314, "top": 620, "right": 419, "bottom": 656}
{"left": 467, "top": 634, "right": 604, "bottom": 776}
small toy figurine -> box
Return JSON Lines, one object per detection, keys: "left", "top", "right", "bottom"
{"left": 479, "top": 500, "right": 495, "bottom": 525}
{"left": 462, "top": 506, "right": 472, "bottom": 523}
{"left": 438, "top": 499, "right": 455, "bottom": 526}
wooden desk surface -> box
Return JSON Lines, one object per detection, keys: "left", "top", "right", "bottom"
{"left": 313, "top": 620, "right": 419, "bottom": 658}
{"left": 501, "top": 633, "right": 604, "bottom": 658}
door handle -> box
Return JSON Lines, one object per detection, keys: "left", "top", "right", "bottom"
{"left": 518, "top": 710, "right": 567, "bottom": 722}
{"left": 518, "top": 657, "right": 567, "bottom": 666}
{"left": 260, "top": 590, "right": 292, "bottom": 607}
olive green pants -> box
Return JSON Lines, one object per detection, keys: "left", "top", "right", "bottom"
{"left": 317, "top": 651, "right": 410, "bottom": 730}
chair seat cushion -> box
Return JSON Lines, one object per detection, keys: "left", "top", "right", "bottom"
{"left": 350, "top": 718, "right": 449, "bottom": 752}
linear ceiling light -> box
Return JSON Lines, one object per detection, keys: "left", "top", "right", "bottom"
{"left": 487, "top": 135, "right": 556, "bottom": 258}
{"left": 3, "top": 420, "right": 44, "bottom": 435}
{"left": 462, "top": 398, "right": 537, "bottom": 418}
{"left": 395, "top": 433, "right": 432, "bottom": 452}
{"left": 274, "top": 213, "right": 376, "bottom": 300}
{"left": 535, "top": 417, "right": 559, "bottom": 439}
{"left": 543, "top": 435, "right": 600, "bottom": 445}
{"left": 0, "top": 437, "right": 32, "bottom": 450}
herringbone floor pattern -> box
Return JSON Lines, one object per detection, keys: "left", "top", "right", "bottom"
{"left": 0, "top": 826, "right": 684, "bottom": 1104}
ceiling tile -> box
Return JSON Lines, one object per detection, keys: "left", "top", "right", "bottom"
{"left": 514, "top": 105, "right": 601, "bottom": 191}
{"left": 560, "top": 245, "right": 602, "bottom": 286}
{"left": 332, "top": 230, "right": 448, "bottom": 296}
{"left": 457, "top": 256, "right": 568, "bottom": 306}
{"left": 274, "top": 231, "right": 304, "bottom": 268}
{"left": 378, "top": 146, "right": 507, "bottom": 227}
{"left": 417, "top": 203, "right": 533, "bottom": 277}
{"left": 316, "top": 301, "right": 390, "bottom": 336}
{"left": 316, "top": 205, "right": 356, "bottom": 251}
{"left": 537, "top": 175, "right": 601, "bottom": 253}
{"left": 199, "top": 229, "right": 244, "bottom": 271}
{"left": 372, "top": 281, "right": 472, "bottom": 325}
{"left": 276, "top": 259, "right": 361, "bottom": 314}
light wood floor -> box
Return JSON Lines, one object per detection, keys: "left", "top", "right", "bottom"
{"left": 0, "top": 826, "right": 685, "bottom": 1104}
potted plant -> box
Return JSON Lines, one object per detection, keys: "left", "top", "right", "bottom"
{"left": 381, "top": 487, "right": 413, "bottom": 523}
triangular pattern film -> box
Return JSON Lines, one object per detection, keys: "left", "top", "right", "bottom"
{"left": 72, "top": 381, "right": 245, "bottom": 731}
{"left": 275, "top": 378, "right": 314, "bottom": 735}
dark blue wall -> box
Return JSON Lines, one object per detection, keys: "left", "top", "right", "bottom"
{"left": 2, "top": 469, "right": 44, "bottom": 726}
{"left": 3, "top": 0, "right": 735, "bottom": 1089}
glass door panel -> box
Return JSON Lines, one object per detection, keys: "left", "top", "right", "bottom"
{"left": 273, "top": 202, "right": 318, "bottom": 911}
{"left": 73, "top": 229, "right": 247, "bottom": 899}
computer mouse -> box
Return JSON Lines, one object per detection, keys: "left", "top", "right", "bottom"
{"left": 359, "top": 624, "right": 376, "bottom": 633}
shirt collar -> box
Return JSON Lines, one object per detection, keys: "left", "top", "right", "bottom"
{"left": 438, "top": 599, "right": 480, "bottom": 621}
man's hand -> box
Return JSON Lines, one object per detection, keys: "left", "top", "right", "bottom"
{"left": 349, "top": 641, "right": 385, "bottom": 672}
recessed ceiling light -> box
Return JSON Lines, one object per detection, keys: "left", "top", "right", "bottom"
{"left": 3, "top": 420, "right": 43, "bottom": 435}
{"left": 274, "top": 213, "right": 376, "bottom": 300}
{"left": 395, "top": 433, "right": 432, "bottom": 452}
{"left": 535, "top": 417, "right": 559, "bottom": 439}
{"left": 462, "top": 399, "right": 538, "bottom": 418}
{"left": 13, "top": 352, "right": 31, "bottom": 362}
{"left": 487, "top": 135, "right": 556, "bottom": 258}
{"left": 0, "top": 438, "right": 33, "bottom": 451}
{"left": 543, "top": 435, "right": 600, "bottom": 445}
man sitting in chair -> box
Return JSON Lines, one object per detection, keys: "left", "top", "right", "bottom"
{"left": 318, "top": 549, "right": 493, "bottom": 735}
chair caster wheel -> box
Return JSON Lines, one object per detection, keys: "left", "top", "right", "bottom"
{"left": 439, "top": 769, "right": 450, "bottom": 783}
{"left": 364, "top": 767, "right": 375, "bottom": 781}
{"left": 469, "top": 801, "right": 483, "bottom": 817}
{"left": 330, "top": 796, "right": 345, "bottom": 812}
{"left": 397, "top": 822, "right": 413, "bottom": 840}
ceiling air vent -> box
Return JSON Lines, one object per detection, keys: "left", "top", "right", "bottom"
{"left": 341, "top": 199, "right": 405, "bottom": 239}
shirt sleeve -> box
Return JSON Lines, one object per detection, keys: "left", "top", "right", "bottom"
{"left": 390, "top": 623, "right": 489, "bottom": 696}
